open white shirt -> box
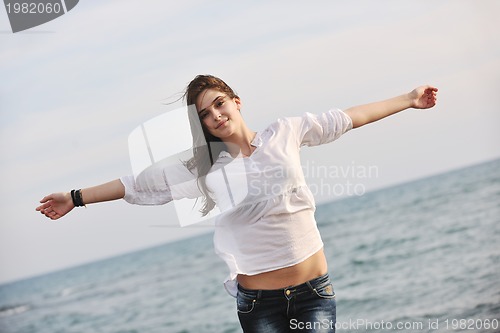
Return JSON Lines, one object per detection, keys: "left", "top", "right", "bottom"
{"left": 120, "top": 109, "right": 353, "bottom": 296}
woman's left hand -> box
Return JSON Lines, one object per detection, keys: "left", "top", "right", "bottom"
{"left": 410, "top": 85, "right": 438, "bottom": 109}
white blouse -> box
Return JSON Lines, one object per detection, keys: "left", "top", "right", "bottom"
{"left": 120, "top": 109, "right": 353, "bottom": 296}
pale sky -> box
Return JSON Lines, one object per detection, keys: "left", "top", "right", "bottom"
{"left": 1, "top": 0, "right": 499, "bottom": 284}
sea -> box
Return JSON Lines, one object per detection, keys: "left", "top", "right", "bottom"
{"left": 1, "top": 158, "right": 499, "bottom": 333}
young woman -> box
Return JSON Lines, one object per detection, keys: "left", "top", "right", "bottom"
{"left": 36, "top": 75, "right": 438, "bottom": 332}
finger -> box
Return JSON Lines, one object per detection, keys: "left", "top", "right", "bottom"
{"left": 36, "top": 201, "right": 52, "bottom": 211}
{"left": 39, "top": 194, "right": 54, "bottom": 204}
{"left": 41, "top": 211, "right": 51, "bottom": 218}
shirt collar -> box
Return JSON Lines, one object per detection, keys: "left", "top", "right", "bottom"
{"left": 217, "top": 131, "right": 262, "bottom": 159}
{"left": 251, "top": 131, "right": 263, "bottom": 147}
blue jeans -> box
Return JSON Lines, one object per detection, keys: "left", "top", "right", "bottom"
{"left": 236, "top": 273, "right": 336, "bottom": 333}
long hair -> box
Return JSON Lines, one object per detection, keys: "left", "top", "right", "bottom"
{"left": 183, "top": 75, "right": 239, "bottom": 216}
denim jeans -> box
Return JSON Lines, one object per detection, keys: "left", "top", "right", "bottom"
{"left": 236, "top": 273, "right": 336, "bottom": 333}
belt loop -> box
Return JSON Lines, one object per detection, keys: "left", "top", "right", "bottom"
{"left": 257, "top": 290, "right": 262, "bottom": 300}
{"left": 306, "top": 280, "right": 314, "bottom": 291}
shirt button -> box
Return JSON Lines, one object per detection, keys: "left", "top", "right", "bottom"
{"left": 285, "top": 290, "right": 291, "bottom": 296}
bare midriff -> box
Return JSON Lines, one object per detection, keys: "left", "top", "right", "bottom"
{"left": 236, "top": 248, "right": 328, "bottom": 290}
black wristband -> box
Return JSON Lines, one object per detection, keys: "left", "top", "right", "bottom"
{"left": 71, "top": 189, "right": 85, "bottom": 207}
{"left": 75, "top": 189, "right": 85, "bottom": 207}
{"left": 70, "top": 189, "right": 78, "bottom": 207}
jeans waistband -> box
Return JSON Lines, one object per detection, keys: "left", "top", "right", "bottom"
{"left": 237, "top": 273, "right": 330, "bottom": 299}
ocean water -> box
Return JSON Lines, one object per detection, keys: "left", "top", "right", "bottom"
{"left": 1, "top": 158, "right": 499, "bottom": 333}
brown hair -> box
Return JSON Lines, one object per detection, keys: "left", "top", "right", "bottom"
{"left": 183, "top": 75, "right": 239, "bottom": 216}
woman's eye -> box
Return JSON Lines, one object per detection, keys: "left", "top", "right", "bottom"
{"left": 199, "top": 112, "right": 208, "bottom": 119}
{"left": 216, "top": 100, "right": 225, "bottom": 107}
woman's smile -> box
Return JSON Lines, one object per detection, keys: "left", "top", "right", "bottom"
{"left": 216, "top": 118, "right": 229, "bottom": 129}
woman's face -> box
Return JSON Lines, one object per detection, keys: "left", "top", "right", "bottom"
{"left": 196, "top": 88, "right": 243, "bottom": 139}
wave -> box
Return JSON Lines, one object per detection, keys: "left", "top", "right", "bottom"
{"left": 0, "top": 304, "right": 30, "bottom": 318}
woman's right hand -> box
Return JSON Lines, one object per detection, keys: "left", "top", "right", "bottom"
{"left": 36, "top": 192, "right": 75, "bottom": 220}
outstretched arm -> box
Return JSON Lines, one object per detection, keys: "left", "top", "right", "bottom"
{"left": 36, "top": 179, "right": 125, "bottom": 220}
{"left": 345, "top": 85, "right": 438, "bottom": 129}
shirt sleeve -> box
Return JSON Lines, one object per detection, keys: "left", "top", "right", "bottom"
{"left": 288, "top": 108, "right": 353, "bottom": 147}
{"left": 120, "top": 161, "right": 202, "bottom": 205}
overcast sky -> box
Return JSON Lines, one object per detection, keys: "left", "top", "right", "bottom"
{"left": 1, "top": 0, "right": 499, "bottom": 284}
